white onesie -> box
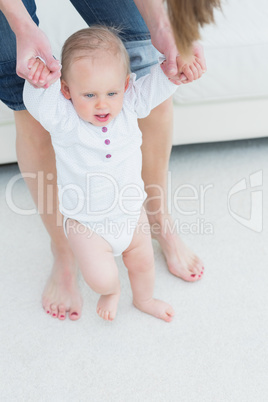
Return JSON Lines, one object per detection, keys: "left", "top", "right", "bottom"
{"left": 23, "top": 60, "right": 178, "bottom": 256}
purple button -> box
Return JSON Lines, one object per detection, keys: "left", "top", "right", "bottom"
{"left": 106, "top": 154, "right": 111, "bottom": 158}
{"left": 102, "top": 127, "right": 107, "bottom": 133}
{"left": 105, "top": 139, "right": 110, "bottom": 145}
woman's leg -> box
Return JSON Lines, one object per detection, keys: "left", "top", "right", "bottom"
{"left": 66, "top": 219, "right": 120, "bottom": 321}
{"left": 122, "top": 209, "right": 174, "bottom": 322}
{"left": 0, "top": 2, "right": 82, "bottom": 320}
{"left": 14, "top": 110, "right": 83, "bottom": 320}
{"left": 139, "top": 98, "right": 204, "bottom": 282}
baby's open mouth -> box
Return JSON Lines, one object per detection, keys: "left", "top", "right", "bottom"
{"left": 95, "top": 113, "right": 110, "bottom": 122}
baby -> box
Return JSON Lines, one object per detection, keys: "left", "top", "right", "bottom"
{"left": 23, "top": 26, "right": 185, "bottom": 322}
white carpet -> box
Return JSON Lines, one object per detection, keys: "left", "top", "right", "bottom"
{"left": 1, "top": 138, "right": 268, "bottom": 402}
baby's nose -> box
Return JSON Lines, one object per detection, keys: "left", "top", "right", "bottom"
{"left": 96, "top": 98, "right": 107, "bottom": 109}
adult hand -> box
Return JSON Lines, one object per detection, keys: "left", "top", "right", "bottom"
{"left": 150, "top": 24, "right": 180, "bottom": 78}
{"left": 133, "top": 0, "right": 206, "bottom": 84}
{"left": 16, "top": 24, "right": 61, "bottom": 88}
{"left": 151, "top": 26, "right": 206, "bottom": 85}
{"left": 175, "top": 41, "right": 206, "bottom": 84}
{"left": 169, "top": 43, "right": 206, "bottom": 85}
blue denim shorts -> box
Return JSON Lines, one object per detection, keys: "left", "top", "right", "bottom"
{"left": 0, "top": 0, "right": 159, "bottom": 111}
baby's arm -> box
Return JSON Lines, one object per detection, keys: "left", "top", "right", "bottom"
{"left": 127, "top": 58, "right": 179, "bottom": 119}
{"left": 23, "top": 58, "right": 77, "bottom": 135}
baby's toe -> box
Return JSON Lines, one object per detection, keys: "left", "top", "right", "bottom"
{"left": 161, "top": 306, "right": 175, "bottom": 322}
{"left": 102, "top": 310, "right": 108, "bottom": 320}
{"left": 103, "top": 311, "right": 109, "bottom": 320}
{"left": 109, "top": 311, "right": 116, "bottom": 321}
{"left": 167, "top": 306, "right": 175, "bottom": 317}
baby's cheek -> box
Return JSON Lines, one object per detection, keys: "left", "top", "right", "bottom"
{"left": 114, "top": 99, "right": 124, "bottom": 114}
{"left": 77, "top": 102, "right": 93, "bottom": 120}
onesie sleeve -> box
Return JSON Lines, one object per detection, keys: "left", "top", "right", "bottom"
{"left": 23, "top": 79, "right": 78, "bottom": 136}
{"left": 125, "top": 57, "right": 179, "bottom": 119}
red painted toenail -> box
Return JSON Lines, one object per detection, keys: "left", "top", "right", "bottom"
{"left": 71, "top": 312, "right": 78, "bottom": 316}
{"left": 53, "top": 314, "right": 56, "bottom": 317}
{"left": 47, "top": 311, "right": 50, "bottom": 314}
{"left": 191, "top": 274, "right": 196, "bottom": 277}
{"left": 60, "top": 315, "right": 64, "bottom": 318}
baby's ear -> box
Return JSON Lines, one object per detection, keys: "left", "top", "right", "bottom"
{"left": 61, "top": 80, "right": 71, "bottom": 100}
{"left": 124, "top": 75, "right": 130, "bottom": 92}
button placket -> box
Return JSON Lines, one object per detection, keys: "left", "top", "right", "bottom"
{"left": 102, "top": 126, "right": 111, "bottom": 159}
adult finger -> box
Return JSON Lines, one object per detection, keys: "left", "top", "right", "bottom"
{"left": 38, "top": 67, "right": 51, "bottom": 85}
{"left": 169, "top": 78, "right": 183, "bottom": 85}
{"left": 179, "top": 73, "right": 187, "bottom": 82}
{"left": 163, "top": 48, "right": 179, "bottom": 78}
{"left": 43, "top": 70, "right": 61, "bottom": 88}
{"left": 43, "top": 55, "right": 61, "bottom": 73}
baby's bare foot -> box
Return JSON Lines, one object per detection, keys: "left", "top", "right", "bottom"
{"left": 133, "top": 298, "right": 175, "bottom": 322}
{"left": 42, "top": 242, "right": 83, "bottom": 321}
{"left": 97, "top": 290, "right": 120, "bottom": 321}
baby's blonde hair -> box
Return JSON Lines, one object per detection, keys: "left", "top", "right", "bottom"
{"left": 61, "top": 25, "right": 131, "bottom": 79}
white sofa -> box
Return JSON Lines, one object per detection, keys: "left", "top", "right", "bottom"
{"left": 1, "top": 0, "right": 268, "bottom": 164}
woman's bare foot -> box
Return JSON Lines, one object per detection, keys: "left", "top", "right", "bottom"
{"left": 133, "top": 298, "right": 174, "bottom": 322}
{"left": 97, "top": 289, "right": 121, "bottom": 321}
{"left": 42, "top": 242, "right": 83, "bottom": 321}
{"left": 150, "top": 215, "right": 204, "bottom": 282}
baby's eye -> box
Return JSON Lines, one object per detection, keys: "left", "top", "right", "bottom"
{"left": 85, "top": 93, "right": 94, "bottom": 98}
{"left": 108, "top": 92, "right": 117, "bottom": 97}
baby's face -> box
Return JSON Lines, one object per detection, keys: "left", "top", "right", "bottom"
{"left": 61, "top": 52, "right": 129, "bottom": 126}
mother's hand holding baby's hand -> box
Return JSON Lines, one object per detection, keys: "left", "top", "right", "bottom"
{"left": 161, "top": 42, "right": 207, "bottom": 86}
{"left": 16, "top": 25, "right": 61, "bottom": 88}
{"left": 27, "top": 57, "right": 52, "bottom": 88}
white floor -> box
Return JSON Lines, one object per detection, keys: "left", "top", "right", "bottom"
{"left": 1, "top": 138, "right": 268, "bottom": 402}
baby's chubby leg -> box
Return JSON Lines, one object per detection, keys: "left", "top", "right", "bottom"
{"left": 66, "top": 219, "right": 120, "bottom": 321}
{"left": 123, "top": 209, "right": 175, "bottom": 322}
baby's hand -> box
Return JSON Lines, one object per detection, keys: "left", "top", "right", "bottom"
{"left": 176, "top": 54, "right": 204, "bottom": 84}
{"left": 28, "top": 57, "right": 53, "bottom": 88}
